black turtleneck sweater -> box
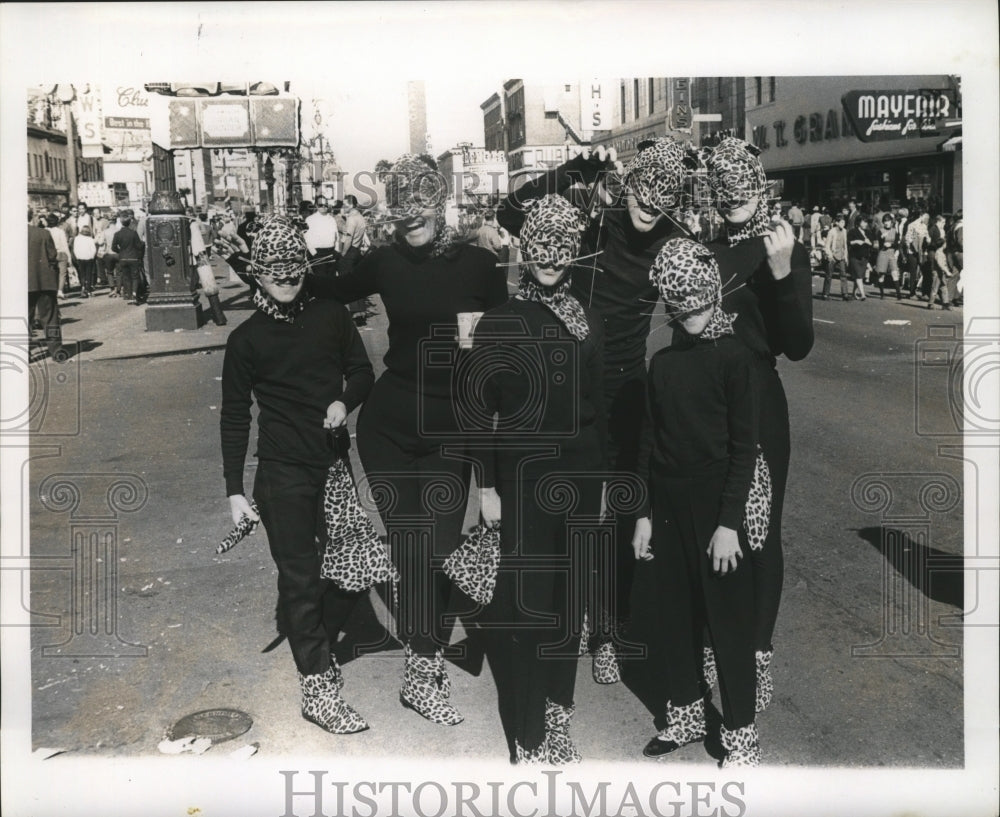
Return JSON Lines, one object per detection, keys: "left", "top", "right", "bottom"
{"left": 307, "top": 240, "right": 508, "bottom": 396}
{"left": 636, "top": 332, "right": 759, "bottom": 528}
{"left": 220, "top": 298, "right": 374, "bottom": 497}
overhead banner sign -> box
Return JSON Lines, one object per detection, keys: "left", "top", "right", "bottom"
{"left": 841, "top": 89, "right": 958, "bottom": 142}
{"left": 167, "top": 96, "right": 299, "bottom": 149}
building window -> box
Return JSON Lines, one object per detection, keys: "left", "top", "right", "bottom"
{"left": 768, "top": 76, "right": 776, "bottom": 103}
{"left": 633, "top": 79, "right": 640, "bottom": 119}
{"left": 620, "top": 82, "right": 626, "bottom": 124}
{"left": 755, "top": 77, "right": 762, "bottom": 106}
{"left": 564, "top": 84, "right": 572, "bottom": 93}
{"left": 648, "top": 78, "right": 655, "bottom": 114}
{"left": 717, "top": 78, "right": 723, "bottom": 101}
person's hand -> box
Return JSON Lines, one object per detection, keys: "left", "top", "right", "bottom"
{"left": 228, "top": 494, "right": 259, "bottom": 526}
{"left": 708, "top": 526, "right": 742, "bottom": 575}
{"left": 764, "top": 221, "right": 795, "bottom": 281}
{"left": 632, "top": 517, "right": 654, "bottom": 561}
{"left": 479, "top": 486, "right": 501, "bottom": 528}
{"left": 324, "top": 401, "right": 347, "bottom": 429}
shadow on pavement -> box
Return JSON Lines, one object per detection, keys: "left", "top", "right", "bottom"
{"left": 856, "top": 526, "right": 964, "bottom": 609}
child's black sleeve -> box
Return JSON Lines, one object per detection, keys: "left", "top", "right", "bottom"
{"left": 307, "top": 247, "right": 380, "bottom": 303}
{"left": 718, "top": 343, "right": 760, "bottom": 530}
{"left": 220, "top": 331, "right": 255, "bottom": 497}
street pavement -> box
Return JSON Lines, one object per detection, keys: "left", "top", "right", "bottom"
{"left": 19, "top": 258, "right": 968, "bottom": 773}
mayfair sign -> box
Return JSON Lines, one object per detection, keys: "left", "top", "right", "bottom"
{"left": 841, "top": 89, "right": 957, "bottom": 142}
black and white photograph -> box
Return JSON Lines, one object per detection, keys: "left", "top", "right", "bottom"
{"left": 2, "top": 3, "right": 998, "bottom": 817}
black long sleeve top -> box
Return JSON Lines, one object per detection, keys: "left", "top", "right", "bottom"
{"left": 708, "top": 237, "right": 814, "bottom": 366}
{"left": 111, "top": 226, "right": 145, "bottom": 261}
{"left": 466, "top": 299, "right": 608, "bottom": 487}
{"left": 306, "top": 241, "right": 508, "bottom": 396}
{"left": 497, "top": 154, "right": 683, "bottom": 373}
{"left": 636, "top": 333, "right": 759, "bottom": 529}
{"left": 220, "top": 298, "right": 374, "bottom": 497}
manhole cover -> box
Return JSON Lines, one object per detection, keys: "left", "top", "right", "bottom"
{"left": 167, "top": 709, "right": 253, "bottom": 743}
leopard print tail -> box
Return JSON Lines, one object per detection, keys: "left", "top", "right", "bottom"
{"left": 657, "top": 698, "right": 707, "bottom": 745}
{"left": 702, "top": 645, "right": 718, "bottom": 691}
{"left": 720, "top": 722, "right": 762, "bottom": 767}
{"left": 515, "top": 740, "right": 547, "bottom": 765}
{"left": 755, "top": 649, "right": 774, "bottom": 713}
{"left": 298, "top": 664, "right": 368, "bottom": 734}
{"left": 545, "top": 699, "right": 582, "bottom": 764}
{"left": 400, "top": 644, "right": 463, "bottom": 725}
{"left": 592, "top": 640, "right": 622, "bottom": 684}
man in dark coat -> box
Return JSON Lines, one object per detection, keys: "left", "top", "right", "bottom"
{"left": 28, "top": 208, "right": 64, "bottom": 359}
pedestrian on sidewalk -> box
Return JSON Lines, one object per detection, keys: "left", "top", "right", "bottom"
{"left": 111, "top": 210, "right": 145, "bottom": 305}
{"left": 822, "top": 215, "right": 850, "bottom": 300}
{"left": 926, "top": 213, "right": 953, "bottom": 310}
{"left": 633, "top": 238, "right": 763, "bottom": 768}
{"left": 875, "top": 213, "right": 901, "bottom": 300}
{"left": 28, "top": 207, "right": 64, "bottom": 360}
{"left": 189, "top": 215, "right": 227, "bottom": 326}
{"left": 71, "top": 225, "right": 98, "bottom": 297}
{"left": 701, "top": 136, "right": 812, "bottom": 717}
{"left": 468, "top": 194, "right": 606, "bottom": 765}
{"left": 847, "top": 215, "right": 871, "bottom": 300}
{"left": 220, "top": 216, "right": 377, "bottom": 735}
{"left": 46, "top": 213, "right": 71, "bottom": 299}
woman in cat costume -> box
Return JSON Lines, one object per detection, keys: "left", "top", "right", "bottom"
{"left": 700, "top": 137, "right": 814, "bottom": 712}
{"left": 469, "top": 194, "right": 607, "bottom": 764}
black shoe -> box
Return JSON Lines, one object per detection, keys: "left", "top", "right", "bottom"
{"left": 643, "top": 736, "right": 683, "bottom": 759}
{"left": 943, "top": 304, "right": 952, "bottom": 311}
{"left": 927, "top": 303, "right": 935, "bottom": 310}
{"left": 819, "top": 295, "right": 829, "bottom": 301}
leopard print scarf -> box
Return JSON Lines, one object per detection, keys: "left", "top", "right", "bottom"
{"left": 384, "top": 153, "right": 459, "bottom": 258}
{"left": 650, "top": 237, "right": 736, "bottom": 341}
{"left": 703, "top": 137, "right": 773, "bottom": 247}
{"left": 247, "top": 216, "right": 314, "bottom": 322}
{"left": 252, "top": 288, "right": 313, "bottom": 324}
{"left": 517, "top": 194, "right": 590, "bottom": 340}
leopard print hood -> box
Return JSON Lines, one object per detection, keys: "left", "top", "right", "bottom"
{"left": 624, "top": 136, "right": 698, "bottom": 217}
{"left": 383, "top": 153, "right": 459, "bottom": 258}
{"left": 249, "top": 216, "right": 313, "bottom": 322}
{"left": 649, "top": 237, "right": 735, "bottom": 341}
{"left": 517, "top": 194, "right": 590, "bottom": 341}
{"left": 703, "top": 137, "right": 772, "bottom": 246}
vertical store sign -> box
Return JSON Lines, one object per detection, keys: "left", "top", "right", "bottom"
{"left": 74, "top": 85, "right": 104, "bottom": 158}
{"left": 580, "top": 80, "right": 612, "bottom": 130}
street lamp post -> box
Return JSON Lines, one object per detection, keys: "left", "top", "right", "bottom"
{"left": 52, "top": 84, "right": 79, "bottom": 204}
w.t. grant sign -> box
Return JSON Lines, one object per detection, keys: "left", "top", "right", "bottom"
{"left": 841, "top": 89, "right": 957, "bottom": 142}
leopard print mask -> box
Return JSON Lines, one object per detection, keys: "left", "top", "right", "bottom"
{"left": 703, "top": 137, "right": 772, "bottom": 246}
{"left": 517, "top": 195, "right": 590, "bottom": 341}
{"left": 624, "top": 136, "right": 698, "bottom": 216}
{"left": 649, "top": 237, "right": 735, "bottom": 340}
{"left": 383, "top": 153, "right": 460, "bottom": 258}
{"left": 250, "top": 216, "right": 309, "bottom": 284}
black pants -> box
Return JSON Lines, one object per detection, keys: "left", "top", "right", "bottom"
{"left": 592, "top": 363, "right": 648, "bottom": 638}
{"left": 76, "top": 258, "right": 96, "bottom": 292}
{"left": 28, "top": 290, "right": 61, "bottom": 356}
{"left": 311, "top": 247, "right": 338, "bottom": 278}
{"left": 253, "top": 459, "right": 364, "bottom": 676}
{"left": 117, "top": 259, "right": 141, "bottom": 300}
{"left": 356, "top": 374, "right": 470, "bottom": 655}
{"left": 652, "top": 473, "right": 756, "bottom": 730}
{"left": 483, "top": 475, "right": 600, "bottom": 756}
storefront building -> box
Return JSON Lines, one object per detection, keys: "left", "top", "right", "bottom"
{"left": 745, "top": 75, "right": 962, "bottom": 214}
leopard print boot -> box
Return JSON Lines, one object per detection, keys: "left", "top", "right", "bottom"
{"left": 400, "top": 644, "right": 463, "bottom": 725}
{"left": 592, "top": 640, "right": 622, "bottom": 684}
{"left": 720, "top": 722, "right": 762, "bottom": 768}
{"left": 435, "top": 650, "right": 452, "bottom": 699}
{"left": 298, "top": 664, "right": 368, "bottom": 734}
{"left": 702, "top": 645, "right": 718, "bottom": 692}
{"left": 755, "top": 649, "right": 774, "bottom": 713}
{"left": 515, "top": 739, "right": 546, "bottom": 765}
{"left": 544, "top": 699, "right": 582, "bottom": 764}
{"left": 642, "top": 698, "right": 707, "bottom": 758}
